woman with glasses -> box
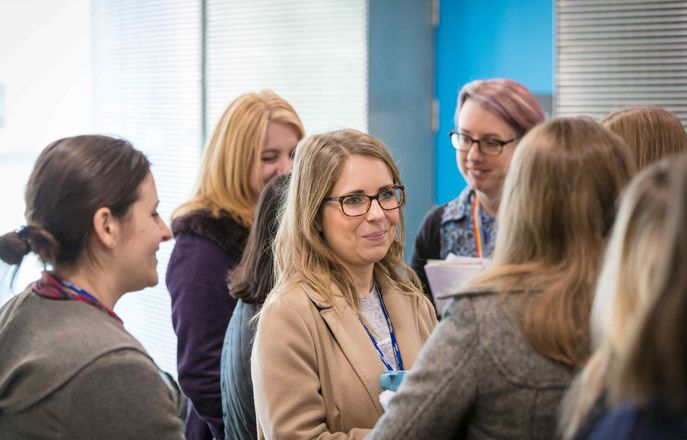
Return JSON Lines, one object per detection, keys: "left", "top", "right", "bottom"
{"left": 251, "top": 129, "right": 437, "bottom": 439}
{"left": 411, "top": 79, "right": 545, "bottom": 300}
{"left": 367, "top": 117, "right": 634, "bottom": 440}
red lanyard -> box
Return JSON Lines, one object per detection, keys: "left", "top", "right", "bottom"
{"left": 472, "top": 197, "right": 484, "bottom": 258}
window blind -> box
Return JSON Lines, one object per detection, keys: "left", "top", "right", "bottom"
{"left": 555, "top": 0, "right": 687, "bottom": 125}
{"left": 91, "top": 0, "right": 202, "bottom": 376}
{"left": 92, "top": 0, "right": 367, "bottom": 373}
{"left": 205, "top": 0, "right": 368, "bottom": 134}
{"left": 91, "top": 0, "right": 369, "bottom": 378}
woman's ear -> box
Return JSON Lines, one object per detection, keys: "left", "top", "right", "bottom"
{"left": 92, "top": 207, "right": 118, "bottom": 249}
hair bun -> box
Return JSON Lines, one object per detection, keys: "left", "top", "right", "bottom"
{"left": 0, "top": 228, "right": 32, "bottom": 265}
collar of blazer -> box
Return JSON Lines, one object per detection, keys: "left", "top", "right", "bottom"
{"left": 300, "top": 276, "right": 423, "bottom": 415}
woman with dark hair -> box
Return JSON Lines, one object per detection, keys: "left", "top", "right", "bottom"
{"left": 412, "top": 79, "right": 546, "bottom": 301}
{"left": 367, "top": 117, "right": 635, "bottom": 440}
{"left": 220, "top": 173, "right": 289, "bottom": 440}
{"left": 0, "top": 135, "right": 183, "bottom": 439}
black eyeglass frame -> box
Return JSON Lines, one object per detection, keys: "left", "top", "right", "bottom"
{"left": 448, "top": 130, "right": 520, "bottom": 156}
{"left": 323, "top": 185, "right": 406, "bottom": 217}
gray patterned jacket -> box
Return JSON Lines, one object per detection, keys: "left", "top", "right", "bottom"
{"left": 367, "top": 290, "right": 575, "bottom": 440}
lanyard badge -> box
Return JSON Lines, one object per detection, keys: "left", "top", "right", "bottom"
{"left": 360, "top": 284, "right": 405, "bottom": 372}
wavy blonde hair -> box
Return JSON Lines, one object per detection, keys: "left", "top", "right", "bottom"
{"left": 173, "top": 90, "right": 303, "bottom": 226}
{"left": 603, "top": 105, "right": 686, "bottom": 170}
{"left": 560, "top": 156, "right": 685, "bottom": 438}
{"left": 469, "top": 117, "right": 635, "bottom": 368}
{"left": 611, "top": 155, "right": 687, "bottom": 408}
{"left": 268, "top": 129, "right": 421, "bottom": 310}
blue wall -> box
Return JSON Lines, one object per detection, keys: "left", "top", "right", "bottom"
{"left": 435, "top": 0, "right": 554, "bottom": 204}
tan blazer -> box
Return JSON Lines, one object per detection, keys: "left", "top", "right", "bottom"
{"left": 252, "top": 276, "right": 437, "bottom": 440}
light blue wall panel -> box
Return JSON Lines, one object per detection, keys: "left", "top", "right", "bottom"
{"left": 435, "top": 0, "right": 554, "bottom": 204}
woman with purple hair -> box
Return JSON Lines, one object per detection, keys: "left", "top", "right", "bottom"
{"left": 411, "top": 79, "right": 546, "bottom": 302}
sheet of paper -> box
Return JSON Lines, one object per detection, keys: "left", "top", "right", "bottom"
{"left": 425, "top": 254, "right": 490, "bottom": 315}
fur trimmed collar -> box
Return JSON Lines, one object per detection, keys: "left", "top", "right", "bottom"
{"left": 171, "top": 209, "right": 249, "bottom": 259}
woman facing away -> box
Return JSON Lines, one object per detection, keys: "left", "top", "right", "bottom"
{"left": 584, "top": 154, "right": 687, "bottom": 439}
{"left": 366, "top": 117, "right": 635, "bottom": 440}
{"left": 560, "top": 154, "right": 687, "bottom": 439}
{"left": 602, "top": 105, "right": 687, "bottom": 170}
{"left": 167, "top": 90, "right": 303, "bottom": 439}
{"left": 251, "top": 129, "right": 437, "bottom": 439}
{"left": 0, "top": 135, "right": 183, "bottom": 439}
{"left": 411, "top": 78, "right": 545, "bottom": 300}
{"left": 220, "top": 173, "right": 289, "bottom": 440}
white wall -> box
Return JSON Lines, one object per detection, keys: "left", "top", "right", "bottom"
{"left": 0, "top": 0, "right": 91, "bottom": 298}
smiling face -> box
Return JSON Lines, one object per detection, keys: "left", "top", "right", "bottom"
{"left": 114, "top": 172, "right": 171, "bottom": 293}
{"left": 320, "top": 154, "right": 399, "bottom": 277}
{"left": 249, "top": 120, "right": 301, "bottom": 198}
{"left": 456, "top": 99, "right": 519, "bottom": 201}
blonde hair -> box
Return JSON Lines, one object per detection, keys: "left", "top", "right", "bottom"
{"left": 470, "top": 117, "right": 635, "bottom": 368}
{"left": 561, "top": 154, "right": 687, "bottom": 437}
{"left": 603, "top": 106, "right": 687, "bottom": 170}
{"left": 269, "top": 129, "right": 421, "bottom": 310}
{"left": 173, "top": 90, "right": 303, "bottom": 226}
{"left": 612, "top": 156, "right": 687, "bottom": 407}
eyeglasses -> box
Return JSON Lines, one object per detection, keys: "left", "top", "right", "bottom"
{"left": 449, "top": 130, "right": 519, "bottom": 156}
{"left": 324, "top": 185, "right": 405, "bottom": 217}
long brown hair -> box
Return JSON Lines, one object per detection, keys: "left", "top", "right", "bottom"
{"left": 603, "top": 106, "right": 687, "bottom": 170}
{"left": 469, "top": 117, "right": 635, "bottom": 367}
{"left": 560, "top": 156, "right": 680, "bottom": 438}
{"left": 609, "top": 154, "right": 687, "bottom": 408}
{"left": 269, "top": 129, "right": 421, "bottom": 310}
{"left": 228, "top": 174, "right": 289, "bottom": 304}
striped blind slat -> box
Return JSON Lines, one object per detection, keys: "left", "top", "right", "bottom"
{"left": 555, "top": 0, "right": 687, "bottom": 124}
{"left": 205, "top": 0, "right": 368, "bottom": 135}
{"left": 91, "top": 0, "right": 202, "bottom": 377}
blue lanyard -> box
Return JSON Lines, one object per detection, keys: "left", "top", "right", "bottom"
{"left": 57, "top": 278, "right": 101, "bottom": 303}
{"left": 360, "top": 284, "right": 404, "bottom": 371}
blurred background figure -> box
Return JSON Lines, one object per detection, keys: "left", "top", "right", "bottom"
{"left": 0, "top": 135, "right": 183, "bottom": 439}
{"left": 590, "top": 155, "right": 687, "bottom": 440}
{"left": 252, "top": 129, "right": 436, "bottom": 439}
{"left": 367, "top": 117, "right": 635, "bottom": 440}
{"left": 167, "top": 90, "right": 303, "bottom": 440}
{"left": 561, "top": 154, "right": 687, "bottom": 439}
{"left": 602, "top": 105, "right": 687, "bottom": 170}
{"left": 412, "top": 78, "right": 545, "bottom": 301}
{"left": 220, "top": 173, "right": 289, "bottom": 440}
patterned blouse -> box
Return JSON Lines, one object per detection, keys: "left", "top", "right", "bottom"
{"left": 411, "top": 186, "right": 496, "bottom": 300}
{"left": 439, "top": 186, "right": 496, "bottom": 259}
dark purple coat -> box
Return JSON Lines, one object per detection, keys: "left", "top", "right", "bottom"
{"left": 166, "top": 210, "right": 249, "bottom": 440}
